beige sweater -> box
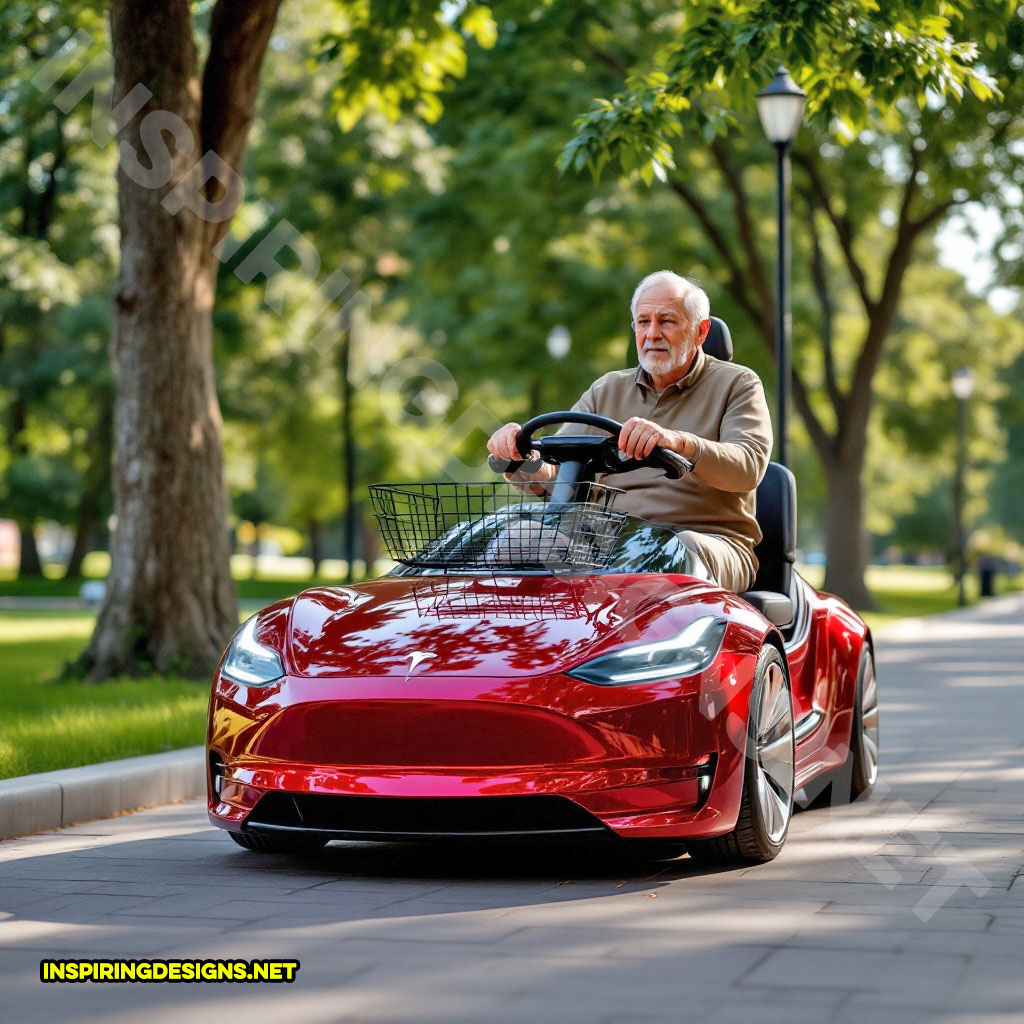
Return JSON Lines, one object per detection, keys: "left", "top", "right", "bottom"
{"left": 558, "top": 349, "right": 773, "bottom": 570}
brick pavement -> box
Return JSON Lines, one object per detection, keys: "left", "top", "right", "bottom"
{"left": 2, "top": 595, "right": 1023, "bottom": 1023}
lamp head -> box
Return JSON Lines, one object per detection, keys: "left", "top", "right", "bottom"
{"left": 756, "top": 66, "right": 807, "bottom": 146}
{"left": 951, "top": 366, "right": 975, "bottom": 401}
{"left": 546, "top": 324, "right": 572, "bottom": 360}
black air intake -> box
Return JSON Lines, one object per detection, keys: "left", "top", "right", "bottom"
{"left": 245, "top": 792, "right": 612, "bottom": 842}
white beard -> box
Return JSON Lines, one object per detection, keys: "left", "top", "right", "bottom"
{"left": 639, "top": 346, "right": 685, "bottom": 378}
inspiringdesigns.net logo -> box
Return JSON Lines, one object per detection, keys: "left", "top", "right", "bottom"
{"left": 40, "top": 958, "right": 300, "bottom": 984}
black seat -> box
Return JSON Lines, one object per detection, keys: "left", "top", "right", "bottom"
{"left": 624, "top": 312, "right": 795, "bottom": 627}
{"left": 742, "top": 463, "right": 797, "bottom": 628}
{"left": 701, "top": 316, "right": 734, "bottom": 362}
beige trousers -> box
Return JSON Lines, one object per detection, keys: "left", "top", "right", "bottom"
{"left": 676, "top": 531, "right": 756, "bottom": 593}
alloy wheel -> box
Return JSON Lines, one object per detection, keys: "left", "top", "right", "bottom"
{"left": 860, "top": 658, "right": 880, "bottom": 785}
{"left": 755, "top": 661, "right": 795, "bottom": 845}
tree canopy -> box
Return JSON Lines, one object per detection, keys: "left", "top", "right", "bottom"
{"left": 1, "top": 0, "right": 1022, "bottom": 628}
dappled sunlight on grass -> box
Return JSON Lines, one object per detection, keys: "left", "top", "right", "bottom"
{"left": 0, "top": 610, "right": 206, "bottom": 779}
{"left": 0, "top": 693, "right": 206, "bottom": 778}
{"left": 0, "top": 555, "right": 390, "bottom": 601}
{"left": 0, "top": 610, "right": 94, "bottom": 645}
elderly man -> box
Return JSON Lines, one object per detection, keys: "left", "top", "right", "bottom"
{"left": 486, "top": 271, "right": 772, "bottom": 592}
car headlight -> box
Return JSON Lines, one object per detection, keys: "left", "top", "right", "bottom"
{"left": 567, "top": 615, "right": 727, "bottom": 686}
{"left": 221, "top": 614, "right": 284, "bottom": 686}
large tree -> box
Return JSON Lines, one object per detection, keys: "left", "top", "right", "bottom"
{"left": 78, "top": 0, "right": 284, "bottom": 677}
{"left": 560, "top": 0, "right": 1021, "bottom": 605}
{"left": 53, "top": 0, "right": 494, "bottom": 677}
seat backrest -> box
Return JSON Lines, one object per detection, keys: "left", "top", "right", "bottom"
{"left": 625, "top": 315, "right": 734, "bottom": 367}
{"left": 751, "top": 462, "right": 797, "bottom": 594}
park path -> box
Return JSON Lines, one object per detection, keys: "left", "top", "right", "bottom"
{"left": 1, "top": 595, "right": 1022, "bottom": 1023}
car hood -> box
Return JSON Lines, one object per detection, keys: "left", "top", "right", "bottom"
{"left": 283, "top": 574, "right": 719, "bottom": 678}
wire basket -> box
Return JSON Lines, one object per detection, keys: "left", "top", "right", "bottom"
{"left": 412, "top": 579, "right": 592, "bottom": 621}
{"left": 369, "top": 481, "right": 625, "bottom": 572}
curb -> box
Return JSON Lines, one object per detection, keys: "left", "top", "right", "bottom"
{"left": 0, "top": 746, "right": 205, "bottom": 841}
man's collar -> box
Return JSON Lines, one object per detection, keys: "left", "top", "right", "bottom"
{"left": 634, "top": 346, "right": 707, "bottom": 395}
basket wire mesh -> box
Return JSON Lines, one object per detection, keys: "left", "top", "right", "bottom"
{"left": 412, "top": 579, "right": 593, "bottom": 621}
{"left": 369, "top": 481, "right": 625, "bottom": 573}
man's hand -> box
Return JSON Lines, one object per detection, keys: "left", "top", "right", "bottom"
{"left": 486, "top": 422, "right": 555, "bottom": 493}
{"left": 619, "top": 417, "right": 698, "bottom": 461}
{"left": 487, "top": 422, "right": 525, "bottom": 463}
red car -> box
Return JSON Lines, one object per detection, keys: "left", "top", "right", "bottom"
{"left": 207, "top": 397, "right": 878, "bottom": 865}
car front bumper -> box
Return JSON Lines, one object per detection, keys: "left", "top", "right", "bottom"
{"left": 207, "top": 657, "right": 756, "bottom": 842}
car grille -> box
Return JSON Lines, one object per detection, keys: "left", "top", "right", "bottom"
{"left": 244, "top": 792, "right": 612, "bottom": 842}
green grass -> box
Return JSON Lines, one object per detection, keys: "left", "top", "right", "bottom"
{"left": 0, "top": 564, "right": 1019, "bottom": 780}
{"left": 0, "top": 611, "right": 208, "bottom": 780}
{"left": 797, "top": 563, "right": 1021, "bottom": 632}
{"left": 0, "top": 553, "right": 381, "bottom": 601}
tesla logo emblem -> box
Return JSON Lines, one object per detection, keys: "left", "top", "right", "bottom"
{"left": 403, "top": 651, "right": 436, "bottom": 680}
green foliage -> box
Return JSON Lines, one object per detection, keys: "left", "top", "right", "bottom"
{"left": 216, "top": 1, "right": 447, "bottom": 542}
{"left": 391, "top": 2, "right": 685, "bottom": 424}
{"left": 1, "top": 0, "right": 1021, "bottom": 584}
{"left": 319, "top": 0, "right": 496, "bottom": 130}
{"left": 2, "top": 453, "right": 79, "bottom": 523}
{"left": 560, "top": 0, "right": 1014, "bottom": 179}
{"left": 867, "top": 259, "right": 1023, "bottom": 535}
{"left": 0, "top": 1, "right": 117, "bottom": 556}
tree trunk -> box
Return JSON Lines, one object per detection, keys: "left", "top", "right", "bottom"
{"left": 83, "top": 0, "right": 281, "bottom": 677}
{"left": 308, "top": 517, "right": 323, "bottom": 576}
{"left": 361, "top": 513, "right": 380, "bottom": 576}
{"left": 63, "top": 506, "right": 97, "bottom": 580}
{"left": 339, "top": 338, "right": 356, "bottom": 585}
{"left": 64, "top": 395, "right": 113, "bottom": 580}
{"left": 17, "top": 525, "right": 43, "bottom": 577}
{"left": 6, "top": 389, "right": 43, "bottom": 578}
{"left": 84, "top": 2, "right": 238, "bottom": 678}
{"left": 5, "top": 116, "right": 69, "bottom": 582}
{"left": 250, "top": 524, "right": 261, "bottom": 579}
{"left": 527, "top": 375, "right": 542, "bottom": 420}
{"left": 821, "top": 451, "right": 875, "bottom": 610}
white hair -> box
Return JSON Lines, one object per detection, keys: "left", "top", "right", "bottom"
{"left": 630, "top": 270, "right": 710, "bottom": 325}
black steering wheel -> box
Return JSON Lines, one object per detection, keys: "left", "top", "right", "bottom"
{"left": 487, "top": 411, "right": 694, "bottom": 481}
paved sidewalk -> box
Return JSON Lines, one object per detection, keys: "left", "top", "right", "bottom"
{"left": 1, "top": 596, "right": 1023, "bottom": 1023}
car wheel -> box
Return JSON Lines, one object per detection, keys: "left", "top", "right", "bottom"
{"left": 846, "top": 646, "right": 879, "bottom": 800}
{"left": 228, "top": 830, "right": 328, "bottom": 855}
{"left": 686, "top": 646, "right": 795, "bottom": 866}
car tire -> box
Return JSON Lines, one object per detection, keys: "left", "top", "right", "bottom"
{"left": 844, "top": 646, "right": 880, "bottom": 801}
{"left": 228, "top": 830, "right": 328, "bottom": 855}
{"left": 686, "top": 645, "right": 795, "bottom": 866}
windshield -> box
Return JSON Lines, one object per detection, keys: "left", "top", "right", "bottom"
{"left": 389, "top": 514, "right": 699, "bottom": 577}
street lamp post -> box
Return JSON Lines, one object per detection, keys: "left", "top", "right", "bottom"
{"left": 951, "top": 366, "right": 974, "bottom": 608}
{"left": 756, "top": 67, "right": 807, "bottom": 469}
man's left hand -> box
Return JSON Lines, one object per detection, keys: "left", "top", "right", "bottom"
{"left": 619, "top": 417, "right": 697, "bottom": 461}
